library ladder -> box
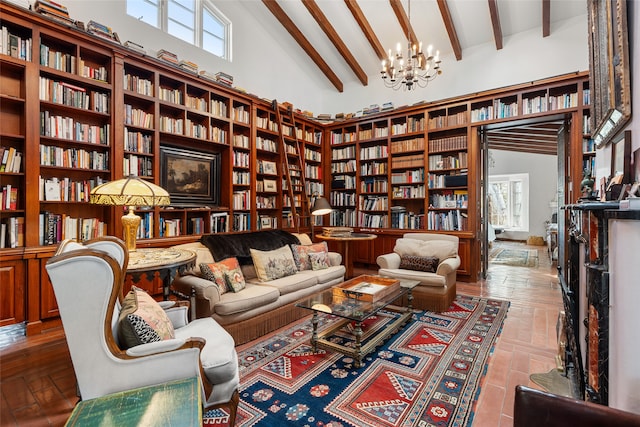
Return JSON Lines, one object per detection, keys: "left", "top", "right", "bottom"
{"left": 272, "top": 100, "right": 310, "bottom": 232}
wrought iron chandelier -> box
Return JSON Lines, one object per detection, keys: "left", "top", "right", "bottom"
{"left": 380, "top": 0, "right": 442, "bottom": 91}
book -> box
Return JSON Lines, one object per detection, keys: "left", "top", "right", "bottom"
{"left": 124, "top": 40, "right": 145, "bottom": 55}
{"left": 0, "top": 223, "right": 5, "bottom": 248}
{"left": 44, "top": 178, "right": 61, "bottom": 201}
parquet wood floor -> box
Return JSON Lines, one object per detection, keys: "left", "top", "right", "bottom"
{"left": 0, "top": 240, "right": 561, "bottom": 426}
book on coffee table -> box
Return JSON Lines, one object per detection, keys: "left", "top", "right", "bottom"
{"left": 332, "top": 275, "right": 400, "bottom": 303}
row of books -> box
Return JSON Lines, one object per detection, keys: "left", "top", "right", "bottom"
{"left": 1, "top": 185, "right": 18, "bottom": 210}
{"left": 1, "top": 217, "right": 24, "bottom": 248}
{"left": 427, "top": 210, "right": 468, "bottom": 231}
{"left": 39, "top": 176, "right": 106, "bottom": 202}
{"left": 38, "top": 212, "right": 106, "bottom": 245}
{"left": 390, "top": 208, "right": 424, "bottom": 229}
{"left": 86, "top": 20, "right": 119, "bottom": 44}
{"left": 0, "top": 26, "right": 32, "bottom": 61}
{"left": 0, "top": 147, "right": 22, "bottom": 173}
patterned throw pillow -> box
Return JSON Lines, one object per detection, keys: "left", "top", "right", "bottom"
{"left": 250, "top": 246, "right": 298, "bottom": 281}
{"left": 200, "top": 262, "right": 230, "bottom": 294}
{"left": 291, "top": 242, "right": 329, "bottom": 271}
{"left": 399, "top": 255, "right": 440, "bottom": 273}
{"left": 118, "top": 286, "right": 175, "bottom": 349}
{"left": 309, "top": 251, "right": 330, "bottom": 270}
{"left": 218, "top": 257, "right": 246, "bottom": 292}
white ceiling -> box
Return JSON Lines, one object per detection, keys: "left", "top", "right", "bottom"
{"left": 239, "top": 0, "right": 587, "bottom": 92}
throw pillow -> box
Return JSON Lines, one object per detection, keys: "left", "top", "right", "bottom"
{"left": 118, "top": 286, "right": 175, "bottom": 349}
{"left": 219, "top": 257, "right": 246, "bottom": 293}
{"left": 250, "top": 246, "right": 298, "bottom": 281}
{"left": 291, "top": 242, "right": 329, "bottom": 271}
{"left": 399, "top": 255, "right": 440, "bottom": 273}
{"left": 199, "top": 263, "right": 230, "bottom": 294}
{"left": 309, "top": 251, "right": 330, "bottom": 270}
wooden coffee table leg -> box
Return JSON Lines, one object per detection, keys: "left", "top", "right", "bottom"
{"left": 354, "top": 321, "right": 363, "bottom": 367}
{"left": 311, "top": 312, "right": 319, "bottom": 352}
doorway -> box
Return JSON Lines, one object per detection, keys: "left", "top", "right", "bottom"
{"left": 477, "top": 115, "right": 570, "bottom": 278}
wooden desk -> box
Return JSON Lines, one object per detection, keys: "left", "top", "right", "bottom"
{"left": 65, "top": 377, "right": 201, "bottom": 426}
{"left": 126, "top": 248, "right": 196, "bottom": 300}
{"left": 316, "top": 233, "right": 377, "bottom": 279}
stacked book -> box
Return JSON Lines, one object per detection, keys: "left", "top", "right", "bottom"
{"left": 124, "top": 40, "right": 145, "bottom": 55}
{"left": 322, "top": 227, "right": 353, "bottom": 238}
{"left": 198, "top": 70, "right": 216, "bottom": 83}
{"left": 157, "top": 49, "right": 179, "bottom": 65}
{"left": 179, "top": 60, "right": 198, "bottom": 74}
{"left": 215, "top": 71, "right": 233, "bottom": 87}
{"left": 87, "top": 20, "right": 119, "bottom": 44}
{"left": 34, "top": 0, "right": 74, "bottom": 26}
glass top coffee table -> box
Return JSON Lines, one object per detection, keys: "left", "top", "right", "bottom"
{"left": 296, "top": 275, "right": 419, "bottom": 368}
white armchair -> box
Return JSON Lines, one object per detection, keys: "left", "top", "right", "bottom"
{"left": 45, "top": 237, "right": 239, "bottom": 424}
{"left": 377, "top": 233, "right": 460, "bottom": 312}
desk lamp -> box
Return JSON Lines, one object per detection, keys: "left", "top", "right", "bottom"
{"left": 310, "top": 196, "right": 332, "bottom": 240}
{"left": 90, "top": 175, "right": 170, "bottom": 252}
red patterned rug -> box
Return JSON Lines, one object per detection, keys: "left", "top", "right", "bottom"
{"left": 204, "top": 294, "right": 509, "bottom": 427}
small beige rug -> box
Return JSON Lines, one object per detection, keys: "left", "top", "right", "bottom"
{"left": 529, "top": 369, "right": 574, "bottom": 397}
{"left": 489, "top": 248, "right": 539, "bottom": 267}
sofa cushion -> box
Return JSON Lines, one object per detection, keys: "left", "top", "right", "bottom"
{"left": 309, "top": 251, "right": 330, "bottom": 270}
{"left": 200, "top": 263, "right": 230, "bottom": 294}
{"left": 250, "top": 246, "right": 298, "bottom": 282}
{"left": 399, "top": 255, "right": 439, "bottom": 273}
{"left": 378, "top": 268, "right": 446, "bottom": 287}
{"left": 200, "top": 230, "right": 300, "bottom": 265}
{"left": 301, "top": 265, "right": 345, "bottom": 284}
{"left": 118, "top": 286, "right": 175, "bottom": 349}
{"left": 291, "top": 242, "right": 328, "bottom": 270}
{"left": 394, "top": 238, "right": 457, "bottom": 261}
{"left": 214, "top": 283, "right": 280, "bottom": 316}
{"left": 250, "top": 272, "right": 317, "bottom": 295}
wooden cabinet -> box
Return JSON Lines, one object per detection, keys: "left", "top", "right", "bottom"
{"left": 0, "top": 257, "right": 26, "bottom": 327}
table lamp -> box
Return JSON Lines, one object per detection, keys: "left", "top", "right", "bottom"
{"left": 90, "top": 175, "right": 170, "bottom": 252}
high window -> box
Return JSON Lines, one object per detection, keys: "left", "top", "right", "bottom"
{"left": 488, "top": 173, "right": 529, "bottom": 231}
{"left": 126, "top": 0, "right": 230, "bottom": 60}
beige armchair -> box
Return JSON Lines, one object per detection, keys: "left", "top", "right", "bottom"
{"left": 45, "top": 237, "right": 239, "bottom": 424}
{"left": 377, "top": 233, "right": 460, "bottom": 312}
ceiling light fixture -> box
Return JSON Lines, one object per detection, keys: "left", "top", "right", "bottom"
{"left": 381, "top": 0, "right": 442, "bottom": 90}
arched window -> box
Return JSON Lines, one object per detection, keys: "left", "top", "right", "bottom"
{"left": 126, "top": 0, "right": 231, "bottom": 60}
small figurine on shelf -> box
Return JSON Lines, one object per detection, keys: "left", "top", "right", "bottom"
{"left": 580, "top": 168, "right": 596, "bottom": 199}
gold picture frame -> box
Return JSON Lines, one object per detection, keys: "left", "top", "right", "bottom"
{"left": 588, "top": 0, "right": 631, "bottom": 148}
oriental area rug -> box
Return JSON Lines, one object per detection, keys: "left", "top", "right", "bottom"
{"left": 489, "top": 248, "right": 539, "bottom": 267}
{"left": 204, "top": 295, "right": 509, "bottom": 427}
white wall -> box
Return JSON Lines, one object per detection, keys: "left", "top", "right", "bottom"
{"left": 488, "top": 149, "right": 558, "bottom": 240}
{"left": 606, "top": 0, "right": 639, "bottom": 415}
{"left": 23, "top": 0, "right": 588, "bottom": 116}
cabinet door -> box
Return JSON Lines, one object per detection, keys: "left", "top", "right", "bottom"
{"left": 0, "top": 259, "right": 26, "bottom": 327}
{"left": 40, "top": 260, "right": 59, "bottom": 319}
{"left": 457, "top": 238, "right": 472, "bottom": 276}
{"left": 352, "top": 239, "right": 372, "bottom": 264}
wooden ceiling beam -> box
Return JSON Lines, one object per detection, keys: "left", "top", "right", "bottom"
{"left": 489, "top": 144, "right": 557, "bottom": 155}
{"left": 488, "top": 0, "right": 503, "bottom": 50}
{"left": 542, "top": 0, "right": 550, "bottom": 37}
{"left": 302, "top": 0, "right": 367, "bottom": 86}
{"left": 262, "top": 0, "right": 344, "bottom": 92}
{"left": 437, "top": 0, "right": 462, "bottom": 60}
{"left": 344, "top": 0, "right": 387, "bottom": 61}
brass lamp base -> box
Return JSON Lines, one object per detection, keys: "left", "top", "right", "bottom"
{"left": 121, "top": 207, "right": 141, "bottom": 252}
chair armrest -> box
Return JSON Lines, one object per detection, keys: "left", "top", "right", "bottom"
{"left": 436, "top": 256, "right": 461, "bottom": 275}
{"left": 377, "top": 253, "right": 401, "bottom": 269}
{"left": 172, "top": 274, "right": 221, "bottom": 318}
{"left": 125, "top": 338, "right": 188, "bottom": 356}
{"left": 164, "top": 306, "right": 189, "bottom": 329}
{"left": 328, "top": 251, "right": 342, "bottom": 266}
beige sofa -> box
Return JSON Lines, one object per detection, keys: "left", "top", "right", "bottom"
{"left": 376, "top": 233, "right": 460, "bottom": 312}
{"left": 172, "top": 232, "right": 345, "bottom": 345}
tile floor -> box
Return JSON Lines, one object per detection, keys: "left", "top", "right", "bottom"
{"left": 0, "top": 240, "right": 561, "bottom": 426}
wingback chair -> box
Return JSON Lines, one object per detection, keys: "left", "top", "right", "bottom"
{"left": 377, "top": 233, "right": 460, "bottom": 312}
{"left": 45, "top": 237, "right": 239, "bottom": 424}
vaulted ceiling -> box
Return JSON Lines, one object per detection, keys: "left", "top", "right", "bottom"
{"left": 253, "top": 0, "right": 587, "bottom": 93}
